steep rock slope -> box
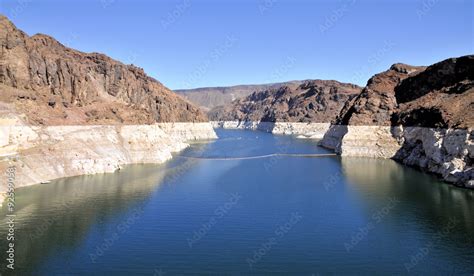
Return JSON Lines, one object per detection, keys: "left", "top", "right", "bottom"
{"left": 323, "top": 55, "right": 473, "bottom": 187}
{"left": 393, "top": 56, "right": 474, "bottom": 128}
{"left": 0, "top": 15, "right": 217, "bottom": 200}
{"left": 0, "top": 15, "right": 207, "bottom": 124}
{"left": 209, "top": 80, "right": 362, "bottom": 123}
{"left": 336, "top": 63, "right": 426, "bottom": 125}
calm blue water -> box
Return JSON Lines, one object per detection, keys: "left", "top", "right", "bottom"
{"left": 1, "top": 129, "right": 473, "bottom": 275}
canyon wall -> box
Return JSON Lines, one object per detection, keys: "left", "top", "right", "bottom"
{"left": 0, "top": 15, "right": 218, "bottom": 205}
{"left": 212, "top": 56, "right": 473, "bottom": 188}
{"left": 0, "top": 15, "right": 207, "bottom": 125}
{"left": 321, "top": 125, "right": 473, "bottom": 188}
{"left": 0, "top": 120, "right": 217, "bottom": 193}
{"left": 321, "top": 56, "right": 473, "bottom": 188}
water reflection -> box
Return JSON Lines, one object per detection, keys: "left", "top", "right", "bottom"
{"left": 341, "top": 157, "right": 474, "bottom": 263}
{"left": 0, "top": 132, "right": 473, "bottom": 275}
{"left": 0, "top": 158, "right": 201, "bottom": 275}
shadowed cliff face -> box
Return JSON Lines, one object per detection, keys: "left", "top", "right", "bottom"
{"left": 393, "top": 56, "right": 474, "bottom": 129}
{"left": 336, "top": 63, "right": 426, "bottom": 126}
{"left": 208, "top": 80, "right": 362, "bottom": 123}
{"left": 336, "top": 55, "right": 474, "bottom": 129}
{"left": 0, "top": 15, "right": 207, "bottom": 124}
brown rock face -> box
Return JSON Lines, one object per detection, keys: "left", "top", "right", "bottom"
{"left": 0, "top": 15, "right": 207, "bottom": 124}
{"left": 393, "top": 56, "right": 474, "bottom": 128}
{"left": 338, "top": 55, "right": 473, "bottom": 129}
{"left": 209, "top": 80, "right": 362, "bottom": 123}
{"left": 175, "top": 80, "right": 306, "bottom": 111}
{"left": 337, "top": 63, "right": 426, "bottom": 125}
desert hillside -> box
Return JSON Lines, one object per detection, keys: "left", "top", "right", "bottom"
{"left": 208, "top": 80, "right": 362, "bottom": 123}
{"left": 336, "top": 56, "right": 474, "bottom": 129}
{"left": 0, "top": 15, "right": 207, "bottom": 125}
{"left": 175, "top": 80, "right": 306, "bottom": 110}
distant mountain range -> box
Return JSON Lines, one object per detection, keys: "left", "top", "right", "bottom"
{"left": 201, "top": 56, "right": 473, "bottom": 129}
{"left": 208, "top": 80, "right": 362, "bottom": 123}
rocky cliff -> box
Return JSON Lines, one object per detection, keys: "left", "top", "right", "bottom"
{"left": 175, "top": 80, "right": 306, "bottom": 111}
{"left": 0, "top": 15, "right": 217, "bottom": 202}
{"left": 322, "top": 55, "right": 473, "bottom": 188}
{"left": 0, "top": 15, "right": 207, "bottom": 124}
{"left": 0, "top": 117, "right": 216, "bottom": 192}
{"left": 209, "top": 80, "right": 362, "bottom": 123}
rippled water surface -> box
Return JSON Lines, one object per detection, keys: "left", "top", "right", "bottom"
{"left": 1, "top": 129, "right": 473, "bottom": 275}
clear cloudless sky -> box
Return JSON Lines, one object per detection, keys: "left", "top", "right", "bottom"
{"left": 0, "top": 0, "right": 472, "bottom": 89}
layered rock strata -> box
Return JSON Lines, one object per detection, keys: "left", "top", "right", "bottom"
{"left": 0, "top": 120, "right": 217, "bottom": 192}
{"left": 322, "top": 56, "right": 473, "bottom": 188}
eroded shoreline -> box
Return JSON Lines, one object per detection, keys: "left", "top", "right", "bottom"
{"left": 0, "top": 122, "right": 217, "bottom": 204}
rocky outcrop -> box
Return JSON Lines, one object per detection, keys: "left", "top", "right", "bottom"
{"left": 209, "top": 80, "right": 362, "bottom": 123}
{"left": 322, "top": 55, "right": 473, "bottom": 188}
{"left": 0, "top": 15, "right": 207, "bottom": 124}
{"left": 0, "top": 15, "right": 218, "bottom": 205}
{"left": 394, "top": 127, "right": 473, "bottom": 187}
{"left": 336, "top": 63, "right": 426, "bottom": 126}
{"left": 175, "top": 81, "right": 306, "bottom": 111}
{"left": 392, "top": 56, "right": 474, "bottom": 129}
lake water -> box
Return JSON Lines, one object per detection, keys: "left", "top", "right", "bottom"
{"left": 1, "top": 129, "right": 473, "bottom": 275}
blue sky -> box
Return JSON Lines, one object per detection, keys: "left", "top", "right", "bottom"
{"left": 1, "top": 0, "right": 472, "bottom": 89}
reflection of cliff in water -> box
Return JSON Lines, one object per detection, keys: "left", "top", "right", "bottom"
{"left": 341, "top": 157, "right": 474, "bottom": 245}
{"left": 0, "top": 157, "right": 200, "bottom": 275}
